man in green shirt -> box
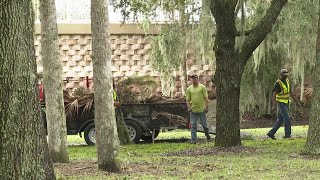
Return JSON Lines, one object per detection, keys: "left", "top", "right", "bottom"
{"left": 186, "top": 74, "right": 211, "bottom": 143}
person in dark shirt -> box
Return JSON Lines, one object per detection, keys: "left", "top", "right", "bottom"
{"left": 267, "top": 69, "right": 299, "bottom": 139}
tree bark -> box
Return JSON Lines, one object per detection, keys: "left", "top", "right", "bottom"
{"left": 0, "top": 0, "right": 56, "bottom": 179}
{"left": 39, "top": 0, "right": 69, "bottom": 163}
{"left": 211, "top": 1, "right": 242, "bottom": 146}
{"left": 304, "top": 0, "right": 320, "bottom": 155}
{"left": 179, "top": 6, "right": 188, "bottom": 96}
{"left": 91, "top": 0, "right": 121, "bottom": 172}
{"left": 211, "top": 0, "right": 287, "bottom": 146}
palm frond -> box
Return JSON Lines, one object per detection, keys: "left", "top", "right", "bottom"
{"left": 65, "top": 99, "right": 79, "bottom": 118}
{"left": 81, "top": 99, "right": 94, "bottom": 118}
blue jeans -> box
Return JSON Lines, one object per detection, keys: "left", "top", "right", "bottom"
{"left": 268, "top": 102, "right": 291, "bottom": 137}
{"left": 190, "top": 112, "right": 210, "bottom": 142}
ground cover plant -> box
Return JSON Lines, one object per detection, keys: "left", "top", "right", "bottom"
{"left": 53, "top": 126, "right": 320, "bottom": 179}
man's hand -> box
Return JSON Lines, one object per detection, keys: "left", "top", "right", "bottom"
{"left": 204, "top": 107, "right": 208, "bottom": 113}
{"left": 271, "top": 103, "right": 277, "bottom": 112}
{"left": 188, "top": 106, "right": 192, "bottom": 112}
{"left": 114, "top": 101, "right": 121, "bottom": 108}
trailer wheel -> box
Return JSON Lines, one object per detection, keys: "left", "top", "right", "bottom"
{"left": 84, "top": 123, "right": 96, "bottom": 146}
{"left": 141, "top": 130, "right": 160, "bottom": 142}
{"left": 125, "top": 120, "right": 142, "bottom": 143}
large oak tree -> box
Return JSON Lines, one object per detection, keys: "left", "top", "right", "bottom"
{"left": 0, "top": 0, "right": 56, "bottom": 179}
{"left": 304, "top": 0, "right": 320, "bottom": 155}
{"left": 211, "top": 0, "right": 288, "bottom": 146}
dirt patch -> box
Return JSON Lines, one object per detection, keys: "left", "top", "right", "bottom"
{"left": 292, "top": 153, "right": 320, "bottom": 160}
{"left": 163, "top": 146, "right": 258, "bottom": 156}
{"left": 55, "top": 160, "right": 170, "bottom": 178}
{"left": 55, "top": 160, "right": 99, "bottom": 177}
{"left": 241, "top": 112, "right": 309, "bottom": 129}
{"left": 121, "top": 162, "right": 167, "bottom": 176}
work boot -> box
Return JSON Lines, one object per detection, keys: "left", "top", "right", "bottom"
{"left": 267, "top": 133, "right": 276, "bottom": 140}
{"left": 283, "top": 136, "right": 292, "bottom": 139}
{"left": 204, "top": 128, "right": 212, "bottom": 142}
{"left": 206, "top": 136, "right": 212, "bottom": 142}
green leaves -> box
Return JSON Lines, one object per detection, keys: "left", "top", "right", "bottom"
{"left": 150, "top": 25, "right": 185, "bottom": 76}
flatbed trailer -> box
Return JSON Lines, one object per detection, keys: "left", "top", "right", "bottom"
{"left": 41, "top": 102, "right": 214, "bottom": 145}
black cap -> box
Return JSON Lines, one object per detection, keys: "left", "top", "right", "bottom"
{"left": 191, "top": 74, "right": 198, "bottom": 78}
{"left": 280, "top": 69, "right": 289, "bottom": 76}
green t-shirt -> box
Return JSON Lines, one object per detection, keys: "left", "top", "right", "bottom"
{"left": 186, "top": 84, "right": 208, "bottom": 113}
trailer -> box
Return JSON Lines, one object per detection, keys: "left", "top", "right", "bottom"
{"left": 39, "top": 78, "right": 214, "bottom": 145}
{"left": 41, "top": 102, "right": 192, "bottom": 145}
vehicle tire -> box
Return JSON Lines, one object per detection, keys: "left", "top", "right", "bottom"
{"left": 125, "top": 120, "right": 142, "bottom": 143}
{"left": 84, "top": 123, "right": 96, "bottom": 146}
{"left": 141, "top": 130, "right": 160, "bottom": 142}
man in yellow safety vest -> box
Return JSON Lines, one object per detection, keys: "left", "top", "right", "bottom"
{"left": 113, "top": 81, "right": 120, "bottom": 108}
{"left": 267, "top": 69, "right": 298, "bottom": 139}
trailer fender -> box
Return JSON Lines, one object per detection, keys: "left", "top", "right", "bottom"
{"left": 124, "top": 117, "right": 148, "bottom": 132}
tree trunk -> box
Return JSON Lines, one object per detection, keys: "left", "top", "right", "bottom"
{"left": 211, "top": 0, "right": 287, "bottom": 147}
{"left": 91, "top": 0, "right": 121, "bottom": 172}
{"left": 39, "top": 0, "right": 69, "bottom": 163}
{"left": 0, "top": 0, "right": 56, "bottom": 179}
{"left": 212, "top": 2, "right": 242, "bottom": 146}
{"left": 116, "top": 108, "right": 132, "bottom": 145}
{"left": 304, "top": 1, "right": 320, "bottom": 155}
{"left": 178, "top": 6, "right": 188, "bottom": 96}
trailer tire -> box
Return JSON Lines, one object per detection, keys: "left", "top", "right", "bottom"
{"left": 84, "top": 123, "right": 96, "bottom": 146}
{"left": 125, "top": 120, "right": 142, "bottom": 143}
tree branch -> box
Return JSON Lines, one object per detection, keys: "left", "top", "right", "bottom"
{"left": 211, "top": 29, "right": 253, "bottom": 37}
{"left": 238, "top": 0, "right": 288, "bottom": 64}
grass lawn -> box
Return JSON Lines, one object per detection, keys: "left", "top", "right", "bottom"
{"left": 56, "top": 126, "right": 319, "bottom": 180}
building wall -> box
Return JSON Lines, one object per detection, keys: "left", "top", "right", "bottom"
{"left": 35, "top": 24, "right": 215, "bottom": 97}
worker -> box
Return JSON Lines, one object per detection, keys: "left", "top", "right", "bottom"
{"left": 113, "top": 81, "right": 121, "bottom": 108}
{"left": 267, "top": 69, "right": 299, "bottom": 139}
{"left": 186, "top": 74, "right": 211, "bottom": 144}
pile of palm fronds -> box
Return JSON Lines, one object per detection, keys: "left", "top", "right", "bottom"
{"left": 63, "top": 76, "right": 189, "bottom": 120}
{"left": 64, "top": 89, "right": 94, "bottom": 119}
{"left": 145, "top": 94, "right": 186, "bottom": 103}
{"left": 116, "top": 75, "right": 159, "bottom": 103}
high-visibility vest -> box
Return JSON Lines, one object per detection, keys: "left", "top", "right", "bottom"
{"left": 113, "top": 91, "right": 117, "bottom": 101}
{"left": 275, "top": 79, "right": 290, "bottom": 104}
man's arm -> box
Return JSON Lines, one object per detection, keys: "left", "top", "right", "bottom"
{"left": 204, "top": 96, "right": 209, "bottom": 113}
{"left": 203, "top": 86, "right": 209, "bottom": 112}
{"left": 113, "top": 91, "right": 121, "bottom": 108}
{"left": 272, "top": 81, "right": 280, "bottom": 108}
{"left": 272, "top": 91, "right": 277, "bottom": 108}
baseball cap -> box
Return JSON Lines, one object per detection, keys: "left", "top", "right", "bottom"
{"left": 191, "top": 74, "right": 198, "bottom": 78}
{"left": 280, "top": 69, "right": 289, "bottom": 76}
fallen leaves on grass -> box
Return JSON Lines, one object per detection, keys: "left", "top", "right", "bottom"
{"left": 55, "top": 160, "right": 98, "bottom": 177}
{"left": 163, "top": 146, "right": 258, "bottom": 156}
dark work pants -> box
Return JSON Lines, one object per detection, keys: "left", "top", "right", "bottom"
{"left": 268, "top": 102, "right": 291, "bottom": 137}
